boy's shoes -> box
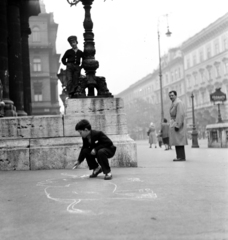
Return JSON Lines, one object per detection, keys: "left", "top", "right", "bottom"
{"left": 72, "top": 161, "right": 80, "bottom": 169}
{"left": 90, "top": 166, "right": 102, "bottom": 178}
{"left": 104, "top": 173, "right": 112, "bottom": 180}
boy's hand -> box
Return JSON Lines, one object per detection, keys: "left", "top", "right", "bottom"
{"left": 91, "top": 149, "right": 96, "bottom": 155}
{"left": 72, "top": 161, "right": 80, "bottom": 169}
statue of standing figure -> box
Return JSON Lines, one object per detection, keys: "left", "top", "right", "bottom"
{"left": 61, "top": 35, "right": 84, "bottom": 97}
{"left": 58, "top": 35, "right": 113, "bottom": 98}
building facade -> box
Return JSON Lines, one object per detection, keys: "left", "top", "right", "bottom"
{"left": 116, "top": 13, "right": 228, "bottom": 140}
{"left": 182, "top": 13, "right": 228, "bottom": 136}
{"left": 29, "top": 1, "right": 60, "bottom": 115}
{"left": 0, "top": 0, "right": 40, "bottom": 116}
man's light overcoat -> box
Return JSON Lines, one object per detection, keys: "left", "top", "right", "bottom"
{"left": 169, "top": 98, "right": 188, "bottom": 146}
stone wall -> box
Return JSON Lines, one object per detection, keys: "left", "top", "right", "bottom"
{"left": 0, "top": 98, "right": 137, "bottom": 170}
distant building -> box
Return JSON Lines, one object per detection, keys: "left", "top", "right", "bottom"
{"left": 117, "top": 13, "right": 228, "bottom": 139}
{"left": 116, "top": 47, "right": 185, "bottom": 139}
{"left": 29, "top": 0, "right": 60, "bottom": 115}
{"left": 182, "top": 12, "right": 228, "bottom": 135}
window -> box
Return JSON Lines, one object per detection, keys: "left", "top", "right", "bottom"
{"left": 211, "top": 130, "right": 218, "bottom": 142}
{"left": 32, "top": 27, "right": 41, "bottom": 42}
{"left": 193, "top": 72, "right": 198, "bottom": 85}
{"left": 34, "top": 83, "right": 43, "bottom": 102}
{"left": 33, "top": 58, "right": 41, "bottom": 72}
{"left": 199, "top": 51, "right": 204, "bottom": 62}
{"left": 199, "top": 69, "right": 205, "bottom": 82}
{"left": 202, "top": 92, "right": 205, "bottom": 103}
{"left": 186, "top": 74, "right": 191, "bottom": 87}
{"left": 214, "top": 62, "right": 221, "bottom": 78}
{"left": 206, "top": 65, "right": 212, "bottom": 80}
{"left": 206, "top": 45, "right": 211, "bottom": 59}
{"left": 175, "top": 69, "right": 178, "bottom": 80}
{"left": 214, "top": 41, "right": 220, "bottom": 55}
{"left": 195, "top": 93, "right": 198, "bottom": 106}
{"left": 187, "top": 58, "right": 190, "bottom": 68}
{"left": 193, "top": 54, "right": 197, "bottom": 65}
{"left": 223, "top": 37, "right": 228, "bottom": 50}
{"left": 178, "top": 67, "right": 181, "bottom": 78}
{"left": 171, "top": 71, "right": 174, "bottom": 82}
{"left": 166, "top": 74, "right": 169, "bottom": 84}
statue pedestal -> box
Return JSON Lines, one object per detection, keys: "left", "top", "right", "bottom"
{"left": 65, "top": 97, "right": 137, "bottom": 167}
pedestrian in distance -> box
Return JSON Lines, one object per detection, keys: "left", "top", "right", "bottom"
{"left": 72, "top": 119, "right": 116, "bottom": 180}
{"left": 147, "top": 122, "right": 157, "bottom": 148}
{"left": 61, "top": 35, "right": 84, "bottom": 96}
{"left": 169, "top": 91, "right": 188, "bottom": 161}
{"left": 157, "top": 131, "right": 163, "bottom": 148}
{"left": 161, "top": 118, "right": 171, "bottom": 150}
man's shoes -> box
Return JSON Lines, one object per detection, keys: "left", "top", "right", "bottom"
{"left": 89, "top": 166, "right": 102, "bottom": 178}
{"left": 173, "top": 158, "right": 186, "bottom": 161}
{"left": 104, "top": 173, "right": 112, "bottom": 180}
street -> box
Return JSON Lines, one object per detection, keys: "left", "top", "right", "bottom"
{"left": 0, "top": 139, "right": 227, "bottom": 240}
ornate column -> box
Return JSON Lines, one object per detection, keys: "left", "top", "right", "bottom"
{"left": 7, "top": 0, "right": 27, "bottom": 116}
{"left": 20, "top": 1, "right": 32, "bottom": 115}
{"left": 81, "top": 0, "right": 99, "bottom": 96}
{"left": 0, "top": 0, "right": 16, "bottom": 116}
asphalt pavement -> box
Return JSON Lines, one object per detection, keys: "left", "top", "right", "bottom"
{"left": 0, "top": 139, "right": 228, "bottom": 240}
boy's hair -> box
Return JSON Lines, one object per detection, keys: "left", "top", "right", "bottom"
{"left": 75, "top": 119, "right": 91, "bottom": 131}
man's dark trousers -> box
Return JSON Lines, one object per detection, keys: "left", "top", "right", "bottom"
{"left": 175, "top": 146, "right": 186, "bottom": 159}
{"left": 80, "top": 148, "right": 114, "bottom": 174}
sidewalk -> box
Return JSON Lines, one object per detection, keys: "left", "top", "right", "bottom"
{"left": 0, "top": 139, "right": 227, "bottom": 240}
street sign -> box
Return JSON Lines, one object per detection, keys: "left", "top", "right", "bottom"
{"left": 210, "top": 88, "right": 226, "bottom": 103}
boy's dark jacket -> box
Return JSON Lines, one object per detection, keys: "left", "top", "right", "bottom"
{"left": 78, "top": 130, "right": 116, "bottom": 163}
{"left": 61, "top": 49, "right": 84, "bottom": 66}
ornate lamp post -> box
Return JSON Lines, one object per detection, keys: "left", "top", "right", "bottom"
{"left": 65, "top": 0, "right": 113, "bottom": 98}
{"left": 210, "top": 88, "right": 226, "bottom": 123}
{"left": 157, "top": 14, "right": 172, "bottom": 123}
{"left": 191, "top": 93, "right": 199, "bottom": 148}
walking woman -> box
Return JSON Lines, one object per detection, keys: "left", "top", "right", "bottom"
{"left": 147, "top": 122, "right": 157, "bottom": 148}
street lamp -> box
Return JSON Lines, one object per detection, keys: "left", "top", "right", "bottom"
{"left": 191, "top": 93, "right": 199, "bottom": 148}
{"left": 157, "top": 14, "right": 172, "bottom": 123}
{"left": 65, "top": 0, "right": 113, "bottom": 98}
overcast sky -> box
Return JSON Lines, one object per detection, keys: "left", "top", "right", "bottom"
{"left": 43, "top": 0, "right": 227, "bottom": 96}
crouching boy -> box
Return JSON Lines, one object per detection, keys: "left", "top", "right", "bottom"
{"left": 73, "top": 119, "right": 116, "bottom": 180}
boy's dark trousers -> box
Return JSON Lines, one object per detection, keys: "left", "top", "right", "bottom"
{"left": 66, "top": 63, "right": 81, "bottom": 94}
{"left": 80, "top": 148, "right": 115, "bottom": 174}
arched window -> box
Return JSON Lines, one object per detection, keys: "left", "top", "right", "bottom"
{"left": 32, "top": 27, "right": 41, "bottom": 42}
{"left": 33, "top": 58, "right": 41, "bottom": 72}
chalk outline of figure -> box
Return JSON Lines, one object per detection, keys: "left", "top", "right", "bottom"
{"left": 37, "top": 173, "right": 157, "bottom": 215}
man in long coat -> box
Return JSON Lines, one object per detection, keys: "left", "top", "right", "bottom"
{"left": 169, "top": 90, "right": 188, "bottom": 161}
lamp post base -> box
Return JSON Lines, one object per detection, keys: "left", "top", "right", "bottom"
{"left": 191, "top": 130, "right": 199, "bottom": 148}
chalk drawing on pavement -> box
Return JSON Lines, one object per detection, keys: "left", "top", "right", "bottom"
{"left": 37, "top": 173, "right": 157, "bottom": 215}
